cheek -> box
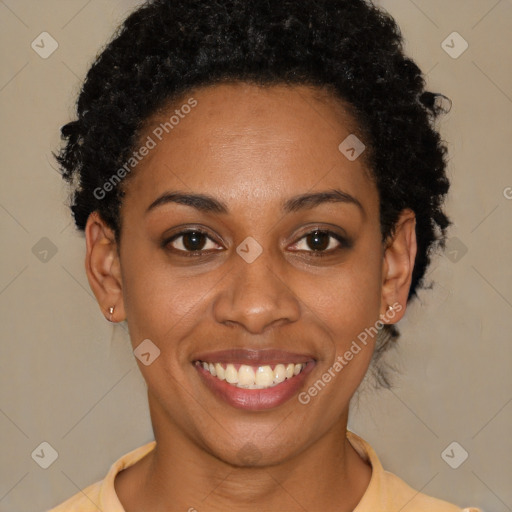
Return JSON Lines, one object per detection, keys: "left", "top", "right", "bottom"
{"left": 305, "top": 253, "right": 382, "bottom": 340}
{"left": 119, "top": 247, "right": 203, "bottom": 351}
{"left": 299, "top": 248, "right": 383, "bottom": 394}
{"left": 296, "top": 273, "right": 381, "bottom": 413}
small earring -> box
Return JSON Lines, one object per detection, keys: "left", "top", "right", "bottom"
{"left": 108, "top": 306, "right": 115, "bottom": 322}
{"left": 379, "top": 304, "right": 394, "bottom": 320}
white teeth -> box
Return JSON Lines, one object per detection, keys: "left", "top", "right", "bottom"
{"left": 215, "top": 363, "right": 225, "bottom": 380}
{"left": 198, "top": 361, "right": 306, "bottom": 389}
{"left": 255, "top": 366, "right": 274, "bottom": 387}
{"left": 225, "top": 363, "right": 238, "bottom": 384}
{"left": 274, "top": 364, "right": 286, "bottom": 384}
{"left": 238, "top": 365, "right": 255, "bottom": 387}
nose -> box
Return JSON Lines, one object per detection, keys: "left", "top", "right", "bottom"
{"left": 212, "top": 247, "right": 301, "bottom": 334}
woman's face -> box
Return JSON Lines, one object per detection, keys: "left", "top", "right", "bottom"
{"left": 87, "top": 82, "right": 414, "bottom": 466}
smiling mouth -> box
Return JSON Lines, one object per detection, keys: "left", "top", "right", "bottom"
{"left": 194, "top": 361, "right": 309, "bottom": 389}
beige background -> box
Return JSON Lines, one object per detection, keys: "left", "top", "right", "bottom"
{"left": 0, "top": 1, "right": 511, "bottom": 511}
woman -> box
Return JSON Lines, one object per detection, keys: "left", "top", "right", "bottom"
{"left": 49, "top": 0, "right": 481, "bottom": 510}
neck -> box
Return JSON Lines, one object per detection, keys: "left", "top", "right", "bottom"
{"left": 115, "top": 397, "right": 372, "bottom": 512}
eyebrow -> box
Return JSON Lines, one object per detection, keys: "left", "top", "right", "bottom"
{"left": 145, "top": 188, "right": 365, "bottom": 216}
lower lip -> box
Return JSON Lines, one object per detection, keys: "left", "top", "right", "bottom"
{"left": 194, "top": 362, "right": 316, "bottom": 411}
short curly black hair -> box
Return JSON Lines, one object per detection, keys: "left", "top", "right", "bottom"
{"left": 56, "top": 0, "right": 452, "bottom": 387}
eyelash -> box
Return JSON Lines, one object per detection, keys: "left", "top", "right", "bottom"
{"left": 162, "top": 228, "right": 351, "bottom": 258}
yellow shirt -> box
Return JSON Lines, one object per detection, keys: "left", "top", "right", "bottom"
{"left": 48, "top": 431, "right": 481, "bottom": 511}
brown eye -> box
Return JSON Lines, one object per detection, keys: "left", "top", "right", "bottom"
{"left": 164, "top": 229, "right": 222, "bottom": 255}
{"left": 305, "top": 230, "right": 331, "bottom": 251}
{"left": 180, "top": 231, "right": 208, "bottom": 251}
{"left": 291, "top": 229, "right": 350, "bottom": 256}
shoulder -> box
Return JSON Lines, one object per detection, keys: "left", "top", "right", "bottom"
{"left": 346, "top": 430, "right": 482, "bottom": 512}
{"left": 382, "top": 470, "right": 481, "bottom": 512}
{"left": 46, "top": 440, "right": 156, "bottom": 512}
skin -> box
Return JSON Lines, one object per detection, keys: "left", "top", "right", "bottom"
{"left": 84, "top": 82, "right": 417, "bottom": 511}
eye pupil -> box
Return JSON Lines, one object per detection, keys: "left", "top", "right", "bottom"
{"left": 183, "top": 231, "right": 206, "bottom": 251}
{"left": 307, "top": 230, "right": 329, "bottom": 251}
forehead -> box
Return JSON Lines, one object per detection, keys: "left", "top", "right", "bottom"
{"left": 122, "top": 82, "right": 378, "bottom": 217}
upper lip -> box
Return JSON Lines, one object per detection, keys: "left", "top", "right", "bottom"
{"left": 192, "top": 348, "right": 316, "bottom": 365}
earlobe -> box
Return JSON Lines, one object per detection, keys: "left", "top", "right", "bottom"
{"left": 380, "top": 209, "right": 417, "bottom": 323}
{"left": 84, "top": 211, "right": 126, "bottom": 322}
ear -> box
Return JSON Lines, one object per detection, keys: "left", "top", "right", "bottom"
{"left": 84, "top": 211, "right": 126, "bottom": 322}
{"left": 380, "top": 208, "right": 417, "bottom": 323}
